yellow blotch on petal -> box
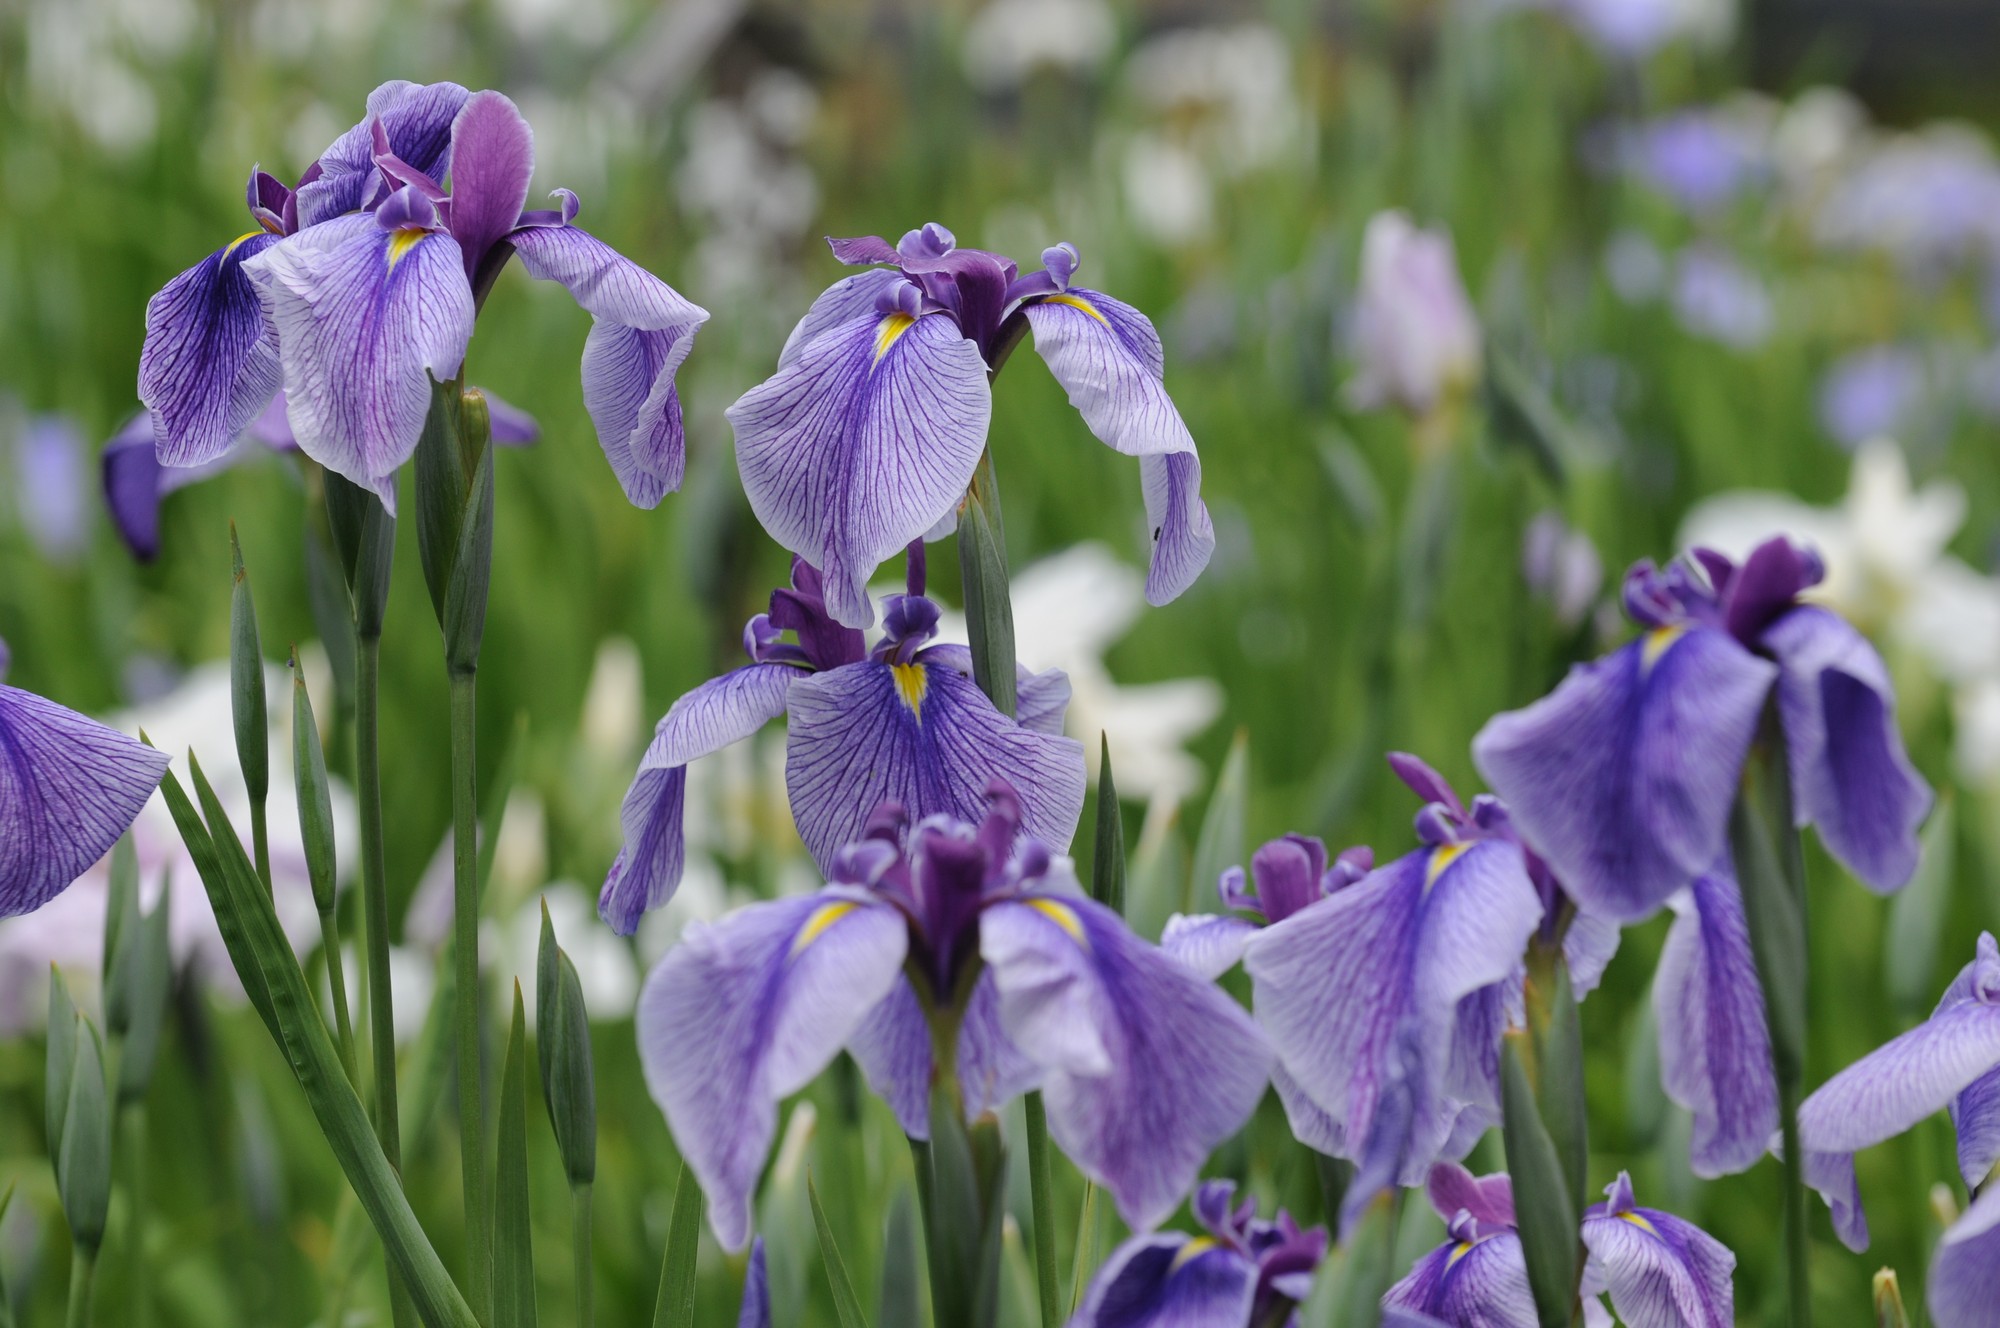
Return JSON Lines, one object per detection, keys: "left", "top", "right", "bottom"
{"left": 891, "top": 662, "right": 928, "bottom": 718}
{"left": 1425, "top": 841, "right": 1467, "bottom": 889}
{"left": 386, "top": 227, "right": 428, "bottom": 271}
{"left": 1641, "top": 624, "right": 1686, "bottom": 673}
{"left": 222, "top": 230, "right": 263, "bottom": 259}
{"left": 1044, "top": 292, "right": 1108, "bottom": 325}
{"left": 791, "top": 900, "right": 859, "bottom": 957}
{"left": 1446, "top": 1240, "right": 1477, "bottom": 1269}
{"left": 1617, "top": 1210, "right": 1660, "bottom": 1236}
{"left": 1169, "top": 1236, "right": 1218, "bottom": 1272}
{"left": 874, "top": 311, "right": 917, "bottom": 366}
{"left": 1028, "top": 898, "right": 1089, "bottom": 948}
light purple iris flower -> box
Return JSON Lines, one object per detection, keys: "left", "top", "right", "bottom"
{"left": 223, "top": 86, "right": 705, "bottom": 509}
{"left": 0, "top": 639, "right": 171, "bottom": 918}
{"left": 139, "top": 80, "right": 472, "bottom": 472}
{"left": 13, "top": 415, "right": 90, "bottom": 562}
{"left": 1794, "top": 932, "right": 2000, "bottom": 1328}
{"left": 1384, "top": 1165, "right": 1734, "bottom": 1328}
{"left": 1474, "top": 536, "right": 1932, "bottom": 923}
{"left": 1068, "top": 1179, "right": 1327, "bottom": 1328}
{"left": 727, "top": 222, "right": 1212, "bottom": 628}
{"left": 600, "top": 553, "right": 1086, "bottom": 935}
{"left": 635, "top": 787, "right": 1273, "bottom": 1251}
{"left": 100, "top": 389, "right": 537, "bottom": 562}
{"left": 1231, "top": 756, "right": 1620, "bottom": 1234}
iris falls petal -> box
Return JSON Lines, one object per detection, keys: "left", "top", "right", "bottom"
{"left": 139, "top": 231, "right": 284, "bottom": 468}
{"left": 1022, "top": 287, "right": 1192, "bottom": 458}
{"left": 1579, "top": 1181, "right": 1735, "bottom": 1328}
{"left": 1929, "top": 1183, "right": 2000, "bottom": 1328}
{"left": 1069, "top": 1233, "right": 1259, "bottom": 1328}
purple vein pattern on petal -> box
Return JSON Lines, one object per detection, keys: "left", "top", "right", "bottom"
{"left": 507, "top": 224, "right": 709, "bottom": 330}
{"left": 445, "top": 91, "right": 534, "bottom": 281}
{"left": 1580, "top": 1206, "right": 1735, "bottom": 1328}
{"left": 1069, "top": 1232, "right": 1258, "bottom": 1328}
{"left": 1161, "top": 913, "right": 1260, "bottom": 981}
{"left": 579, "top": 323, "right": 694, "bottom": 506}
{"left": 1759, "top": 605, "right": 1932, "bottom": 892}
{"left": 1139, "top": 450, "right": 1216, "bottom": 607}
{"left": 634, "top": 890, "right": 907, "bottom": 1252}
{"left": 139, "top": 232, "right": 284, "bottom": 468}
{"left": 1952, "top": 1066, "right": 2000, "bottom": 1191}
{"left": 777, "top": 269, "right": 904, "bottom": 370}
{"left": 847, "top": 971, "right": 1040, "bottom": 1139}
{"left": 1653, "top": 866, "right": 1777, "bottom": 1177}
{"left": 1384, "top": 1234, "right": 1538, "bottom": 1328}
{"left": 0, "top": 687, "right": 171, "bottom": 916}
{"left": 1022, "top": 288, "right": 1191, "bottom": 457}
{"left": 982, "top": 895, "right": 1273, "bottom": 1232}
{"left": 244, "top": 216, "right": 474, "bottom": 509}
{"left": 294, "top": 80, "right": 472, "bottom": 228}
{"left": 1929, "top": 1183, "right": 2000, "bottom": 1328}
{"left": 729, "top": 312, "right": 992, "bottom": 628}
{"left": 1472, "top": 629, "right": 1777, "bottom": 923}
{"left": 916, "top": 645, "right": 1072, "bottom": 737}
{"left": 601, "top": 663, "right": 799, "bottom": 935}
{"left": 783, "top": 658, "right": 1085, "bottom": 872}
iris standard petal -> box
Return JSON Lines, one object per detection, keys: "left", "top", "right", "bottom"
{"left": 1022, "top": 287, "right": 1192, "bottom": 458}
{"left": 1426, "top": 1163, "right": 1516, "bottom": 1230}
{"left": 1384, "top": 1234, "right": 1538, "bottom": 1328}
{"left": 982, "top": 895, "right": 1272, "bottom": 1231}
{"left": 139, "top": 231, "right": 284, "bottom": 468}
{"left": 1579, "top": 1205, "right": 1735, "bottom": 1328}
{"left": 1139, "top": 450, "right": 1215, "bottom": 607}
{"left": 1472, "top": 628, "right": 1777, "bottom": 923}
{"left": 729, "top": 311, "right": 992, "bottom": 628}
{"left": 1928, "top": 1182, "right": 2000, "bottom": 1328}
{"left": 444, "top": 90, "right": 535, "bottom": 282}
{"left": 783, "top": 656, "right": 1085, "bottom": 874}
{"left": 600, "top": 663, "right": 799, "bottom": 934}
{"left": 1760, "top": 605, "right": 1932, "bottom": 893}
{"left": 635, "top": 890, "right": 908, "bottom": 1251}
{"left": 1652, "top": 867, "right": 1777, "bottom": 1177}
{"left": 244, "top": 216, "right": 475, "bottom": 508}
{"left": 1068, "top": 1232, "right": 1259, "bottom": 1328}
{"left": 294, "top": 80, "right": 472, "bottom": 228}
{"left": 1160, "top": 913, "right": 1260, "bottom": 981}
{"left": 578, "top": 322, "right": 694, "bottom": 507}
{"left": 847, "top": 971, "right": 1040, "bottom": 1139}
{"left": 0, "top": 687, "right": 171, "bottom": 916}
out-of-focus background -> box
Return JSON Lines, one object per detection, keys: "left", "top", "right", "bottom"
{"left": 4, "top": 0, "right": 2000, "bottom": 1323}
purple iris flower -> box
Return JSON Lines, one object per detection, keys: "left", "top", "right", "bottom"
{"left": 1068, "top": 1179, "right": 1327, "bottom": 1328}
{"left": 0, "top": 639, "right": 171, "bottom": 917}
{"left": 1384, "top": 1165, "right": 1735, "bottom": 1328}
{"left": 600, "top": 553, "right": 1086, "bottom": 935}
{"left": 12, "top": 415, "right": 90, "bottom": 563}
{"left": 635, "top": 787, "right": 1273, "bottom": 1251}
{"left": 139, "top": 80, "right": 472, "bottom": 471}
{"left": 1473, "top": 536, "right": 1932, "bottom": 924}
{"left": 218, "top": 86, "right": 704, "bottom": 510}
{"left": 1793, "top": 932, "right": 2000, "bottom": 1328}
{"left": 100, "top": 389, "right": 537, "bottom": 562}
{"left": 726, "top": 222, "right": 1212, "bottom": 628}
{"left": 737, "top": 1238, "right": 769, "bottom": 1328}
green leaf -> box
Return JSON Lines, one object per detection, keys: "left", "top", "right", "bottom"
{"left": 808, "top": 1172, "right": 869, "bottom": 1328}
{"left": 116, "top": 881, "right": 171, "bottom": 1103}
{"left": 1523, "top": 944, "right": 1587, "bottom": 1220}
{"left": 1484, "top": 343, "right": 1590, "bottom": 485}
{"left": 1500, "top": 1036, "right": 1579, "bottom": 1328}
{"left": 401, "top": 936, "right": 457, "bottom": 1164}
{"left": 1189, "top": 729, "right": 1250, "bottom": 914}
{"left": 415, "top": 378, "right": 469, "bottom": 623}
{"left": 46, "top": 970, "right": 78, "bottom": 1164}
{"left": 291, "top": 651, "right": 339, "bottom": 915}
{"left": 58, "top": 1018, "right": 111, "bottom": 1253}
{"left": 956, "top": 449, "right": 1017, "bottom": 717}
{"left": 1730, "top": 732, "right": 1808, "bottom": 1087}
{"left": 878, "top": 1185, "right": 923, "bottom": 1328}
{"left": 651, "top": 1163, "right": 704, "bottom": 1328}
{"left": 926, "top": 1082, "right": 1003, "bottom": 1328}
{"left": 1063, "top": 1183, "right": 1098, "bottom": 1318}
{"left": 494, "top": 984, "right": 537, "bottom": 1328}
{"left": 536, "top": 907, "right": 597, "bottom": 1189}
{"left": 229, "top": 522, "right": 269, "bottom": 807}
{"left": 1090, "top": 734, "right": 1126, "bottom": 916}
{"left": 1886, "top": 794, "right": 1955, "bottom": 1014}
{"left": 1024, "top": 1091, "right": 1061, "bottom": 1328}
{"left": 101, "top": 835, "right": 138, "bottom": 1022}
{"left": 302, "top": 514, "right": 357, "bottom": 716}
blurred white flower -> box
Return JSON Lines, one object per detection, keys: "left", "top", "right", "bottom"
{"left": 494, "top": 0, "right": 619, "bottom": 46}
{"left": 1522, "top": 511, "right": 1604, "bottom": 628}
{"left": 1952, "top": 678, "right": 2000, "bottom": 785}
{"left": 328, "top": 943, "right": 436, "bottom": 1046}
{"left": 1771, "top": 86, "right": 1868, "bottom": 193}
{"left": 1346, "top": 211, "right": 1484, "bottom": 417}
{"left": 1121, "top": 134, "right": 1214, "bottom": 247}
{"left": 962, "top": 0, "right": 1116, "bottom": 91}
{"left": 676, "top": 70, "right": 821, "bottom": 302}
{"left": 581, "top": 635, "right": 645, "bottom": 767}
{"left": 1604, "top": 228, "right": 1669, "bottom": 304}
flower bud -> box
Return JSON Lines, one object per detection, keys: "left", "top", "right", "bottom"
{"left": 536, "top": 903, "right": 597, "bottom": 1188}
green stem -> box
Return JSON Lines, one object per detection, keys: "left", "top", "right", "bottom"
{"left": 319, "top": 907, "right": 359, "bottom": 1086}
{"left": 1777, "top": 1076, "right": 1811, "bottom": 1328}
{"left": 573, "top": 1182, "right": 595, "bottom": 1328}
{"left": 122, "top": 1101, "right": 148, "bottom": 1328}
{"left": 1024, "top": 1092, "right": 1060, "bottom": 1328}
{"left": 250, "top": 799, "right": 272, "bottom": 897}
{"left": 449, "top": 669, "right": 491, "bottom": 1321}
{"left": 65, "top": 1246, "right": 95, "bottom": 1328}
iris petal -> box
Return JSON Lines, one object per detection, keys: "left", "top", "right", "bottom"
{"left": 139, "top": 231, "right": 284, "bottom": 468}
{"left": 1069, "top": 1232, "right": 1258, "bottom": 1328}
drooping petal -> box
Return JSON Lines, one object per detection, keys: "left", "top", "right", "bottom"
{"left": 244, "top": 216, "right": 475, "bottom": 508}
{"left": 783, "top": 657, "right": 1085, "bottom": 874}
{"left": 1022, "top": 287, "right": 1191, "bottom": 458}
{"left": 139, "top": 232, "right": 284, "bottom": 467}
{"left": 635, "top": 890, "right": 908, "bottom": 1251}
{"left": 1928, "top": 1182, "right": 2000, "bottom": 1328}
{"left": 1564, "top": 908, "right": 1622, "bottom": 999}
{"left": 982, "top": 895, "right": 1273, "bottom": 1231}
{"left": 846, "top": 970, "right": 1041, "bottom": 1139}
{"left": 729, "top": 311, "right": 992, "bottom": 628}
{"left": 1384, "top": 1235, "right": 1538, "bottom": 1328}
{"left": 600, "top": 664, "right": 799, "bottom": 935}
{"left": 444, "top": 90, "right": 535, "bottom": 281}
{"left": 1139, "top": 450, "right": 1215, "bottom": 607}
{"left": 1652, "top": 867, "right": 1777, "bottom": 1177}
{"left": 1951, "top": 1066, "right": 2000, "bottom": 1192}
{"left": 0, "top": 687, "right": 171, "bottom": 916}
{"left": 736, "top": 1237, "right": 770, "bottom": 1328}
{"left": 1068, "top": 1231, "right": 1259, "bottom": 1328}
{"left": 1580, "top": 1195, "right": 1735, "bottom": 1328}
{"left": 1161, "top": 913, "right": 1259, "bottom": 981}
{"left": 506, "top": 222, "right": 709, "bottom": 330}
{"left": 481, "top": 390, "right": 539, "bottom": 445}
{"left": 294, "top": 80, "right": 472, "bottom": 228}
{"left": 101, "top": 415, "right": 170, "bottom": 561}
{"left": 1271, "top": 1060, "right": 1347, "bottom": 1156}
{"left": 1760, "top": 605, "right": 1932, "bottom": 892}
{"left": 1472, "top": 628, "right": 1778, "bottom": 923}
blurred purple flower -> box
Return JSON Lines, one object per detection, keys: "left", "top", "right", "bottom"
{"left": 1069, "top": 1179, "right": 1327, "bottom": 1328}
{"left": 635, "top": 786, "right": 1272, "bottom": 1250}
{"left": 11, "top": 415, "right": 90, "bottom": 563}
{"left": 1522, "top": 511, "right": 1604, "bottom": 629}
{"left": 1475, "top": 537, "right": 1932, "bottom": 923}
{"left": 729, "top": 222, "right": 1212, "bottom": 627}
{"left": 1671, "top": 245, "right": 1773, "bottom": 349}
{"left": 1631, "top": 111, "right": 1766, "bottom": 215}
{"left": 1815, "top": 128, "right": 2000, "bottom": 273}
{"left": 1818, "top": 344, "right": 1927, "bottom": 449}
{"left": 600, "top": 554, "right": 1085, "bottom": 935}
{"left": 1345, "top": 211, "right": 1484, "bottom": 418}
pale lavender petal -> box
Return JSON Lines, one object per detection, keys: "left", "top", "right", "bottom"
{"left": 1653, "top": 868, "right": 1777, "bottom": 1177}
{"left": 1564, "top": 909, "right": 1623, "bottom": 999}
{"left": 1760, "top": 605, "right": 1932, "bottom": 893}
{"left": 244, "top": 216, "right": 475, "bottom": 507}
{"left": 783, "top": 657, "right": 1085, "bottom": 873}
{"left": 1928, "top": 1182, "right": 2000, "bottom": 1328}
{"left": 729, "top": 312, "right": 992, "bottom": 628}
{"left": 295, "top": 80, "right": 471, "bottom": 228}
{"left": 445, "top": 90, "right": 535, "bottom": 280}
{"left": 1272, "top": 1060, "right": 1346, "bottom": 1155}
{"left": 578, "top": 322, "right": 692, "bottom": 507}
{"left": 778, "top": 269, "right": 904, "bottom": 370}
{"left": 1023, "top": 287, "right": 1188, "bottom": 457}
{"left": 0, "top": 687, "right": 170, "bottom": 916}
{"left": 916, "top": 645, "right": 1071, "bottom": 737}
{"left": 847, "top": 971, "right": 1040, "bottom": 1139}
{"left": 1069, "top": 1232, "right": 1258, "bottom": 1328}
{"left": 1952, "top": 1067, "right": 2000, "bottom": 1191}
{"left": 1472, "top": 629, "right": 1778, "bottom": 923}
{"left": 1384, "top": 1234, "right": 1538, "bottom": 1328}
{"left": 476, "top": 390, "right": 538, "bottom": 445}
{"left": 982, "top": 895, "right": 1273, "bottom": 1231}
{"left": 1580, "top": 1204, "right": 1735, "bottom": 1328}
{"left": 1161, "top": 913, "right": 1259, "bottom": 981}
{"left": 139, "top": 232, "right": 284, "bottom": 467}
{"left": 506, "top": 223, "right": 709, "bottom": 331}
{"left": 101, "top": 415, "right": 168, "bottom": 561}
{"left": 600, "top": 663, "right": 799, "bottom": 934}
{"left": 635, "top": 890, "right": 907, "bottom": 1251}
{"left": 1140, "top": 450, "right": 1215, "bottom": 607}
